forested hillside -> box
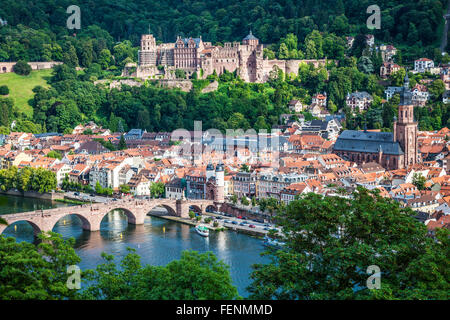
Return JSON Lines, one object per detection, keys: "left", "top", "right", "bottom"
{"left": 0, "top": 0, "right": 445, "bottom": 61}
{"left": 0, "top": 0, "right": 448, "bottom": 136}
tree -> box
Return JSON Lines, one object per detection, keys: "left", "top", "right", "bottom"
{"left": 0, "top": 232, "right": 81, "bottom": 299}
{"left": 0, "top": 218, "right": 7, "bottom": 225}
{"left": 118, "top": 134, "right": 127, "bottom": 150}
{"left": 175, "top": 69, "right": 186, "bottom": 79}
{"left": 412, "top": 173, "right": 426, "bottom": 190}
{"left": 46, "top": 150, "right": 62, "bottom": 160}
{"left": 95, "top": 181, "right": 103, "bottom": 195}
{"left": 189, "top": 211, "right": 195, "bottom": 219}
{"left": 13, "top": 60, "right": 31, "bottom": 76}
{"left": 0, "top": 85, "right": 9, "bottom": 95}
{"left": 240, "top": 164, "right": 250, "bottom": 172}
{"left": 150, "top": 182, "right": 165, "bottom": 198}
{"left": 357, "top": 56, "right": 374, "bottom": 74}
{"left": 119, "top": 184, "right": 130, "bottom": 194}
{"left": 427, "top": 80, "right": 445, "bottom": 101}
{"left": 248, "top": 187, "right": 450, "bottom": 299}
{"left": 389, "top": 69, "right": 406, "bottom": 87}
{"left": 80, "top": 249, "right": 240, "bottom": 300}
{"left": 29, "top": 167, "right": 56, "bottom": 193}
{"left": 98, "top": 49, "right": 112, "bottom": 69}
{"left": 241, "top": 196, "right": 249, "bottom": 206}
{"left": 231, "top": 194, "right": 238, "bottom": 204}
{"left": 0, "top": 98, "right": 12, "bottom": 127}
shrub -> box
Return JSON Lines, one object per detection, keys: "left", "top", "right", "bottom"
{"left": 13, "top": 60, "right": 32, "bottom": 76}
{"left": 0, "top": 85, "right": 9, "bottom": 95}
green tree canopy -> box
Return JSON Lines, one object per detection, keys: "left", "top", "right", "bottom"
{"left": 249, "top": 187, "right": 450, "bottom": 300}
{"left": 80, "top": 249, "right": 240, "bottom": 300}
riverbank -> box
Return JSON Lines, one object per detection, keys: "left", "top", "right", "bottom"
{"left": 54, "top": 198, "right": 88, "bottom": 205}
{"left": 0, "top": 190, "right": 64, "bottom": 201}
{"left": 147, "top": 213, "right": 225, "bottom": 231}
{"left": 148, "top": 212, "right": 267, "bottom": 238}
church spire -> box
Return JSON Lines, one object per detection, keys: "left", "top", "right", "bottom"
{"left": 400, "top": 71, "right": 413, "bottom": 106}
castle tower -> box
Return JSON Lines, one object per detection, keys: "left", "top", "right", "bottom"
{"left": 395, "top": 73, "right": 418, "bottom": 167}
{"left": 215, "top": 163, "right": 225, "bottom": 202}
{"left": 242, "top": 30, "right": 259, "bottom": 46}
{"left": 138, "top": 34, "right": 157, "bottom": 66}
{"left": 206, "top": 162, "right": 215, "bottom": 181}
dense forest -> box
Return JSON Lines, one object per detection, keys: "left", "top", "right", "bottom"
{"left": 0, "top": 0, "right": 448, "bottom": 135}
{"left": 0, "top": 0, "right": 446, "bottom": 62}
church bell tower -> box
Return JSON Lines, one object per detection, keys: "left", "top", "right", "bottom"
{"left": 395, "top": 73, "right": 418, "bottom": 167}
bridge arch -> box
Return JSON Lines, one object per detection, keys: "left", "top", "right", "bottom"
{"left": 205, "top": 204, "right": 218, "bottom": 213}
{"left": 146, "top": 204, "right": 177, "bottom": 216}
{"left": 51, "top": 213, "right": 91, "bottom": 231}
{"left": 189, "top": 205, "right": 203, "bottom": 214}
{"left": 102, "top": 207, "right": 138, "bottom": 224}
{"left": 1, "top": 220, "right": 42, "bottom": 237}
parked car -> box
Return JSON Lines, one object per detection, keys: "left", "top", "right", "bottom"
{"left": 239, "top": 222, "right": 246, "bottom": 226}
{"left": 237, "top": 216, "right": 242, "bottom": 219}
{"left": 242, "top": 217, "right": 247, "bottom": 220}
{"left": 215, "top": 216, "right": 222, "bottom": 220}
{"left": 90, "top": 194, "right": 95, "bottom": 197}
{"left": 249, "top": 224, "right": 256, "bottom": 228}
{"left": 74, "top": 192, "right": 80, "bottom": 196}
{"left": 263, "top": 227, "right": 270, "bottom": 231}
{"left": 231, "top": 221, "right": 238, "bottom": 225}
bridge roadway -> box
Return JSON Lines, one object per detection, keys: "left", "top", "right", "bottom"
{"left": 0, "top": 198, "right": 220, "bottom": 236}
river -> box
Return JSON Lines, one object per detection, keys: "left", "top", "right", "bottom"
{"left": 0, "top": 195, "right": 268, "bottom": 297}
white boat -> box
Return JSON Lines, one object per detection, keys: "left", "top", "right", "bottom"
{"left": 195, "top": 225, "right": 209, "bottom": 237}
{"left": 263, "top": 236, "right": 285, "bottom": 248}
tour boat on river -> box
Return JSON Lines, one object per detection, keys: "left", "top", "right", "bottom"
{"left": 195, "top": 225, "right": 210, "bottom": 237}
{"left": 263, "top": 235, "right": 285, "bottom": 248}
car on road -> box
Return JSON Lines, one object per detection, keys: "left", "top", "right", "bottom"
{"left": 224, "top": 220, "right": 231, "bottom": 224}
{"left": 263, "top": 227, "right": 270, "bottom": 231}
{"left": 74, "top": 192, "right": 80, "bottom": 196}
{"left": 90, "top": 194, "right": 95, "bottom": 197}
{"left": 241, "top": 217, "right": 247, "bottom": 220}
{"left": 237, "top": 216, "right": 242, "bottom": 219}
{"left": 239, "top": 222, "right": 246, "bottom": 226}
{"left": 231, "top": 221, "right": 238, "bottom": 225}
{"left": 215, "top": 216, "right": 222, "bottom": 220}
{"left": 249, "top": 224, "right": 256, "bottom": 228}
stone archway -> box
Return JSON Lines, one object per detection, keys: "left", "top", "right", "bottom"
{"left": 147, "top": 204, "right": 177, "bottom": 217}
{"left": 1, "top": 220, "right": 42, "bottom": 237}
{"left": 101, "top": 207, "right": 139, "bottom": 225}
{"left": 189, "top": 205, "right": 203, "bottom": 214}
{"left": 205, "top": 204, "right": 218, "bottom": 213}
{"left": 51, "top": 213, "right": 91, "bottom": 231}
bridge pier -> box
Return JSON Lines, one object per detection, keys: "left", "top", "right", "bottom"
{"left": 127, "top": 212, "right": 146, "bottom": 225}
{"left": 176, "top": 200, "right": 189, "bottom": 218}
{"left": 0, "top": 225, "right": 6, "bottom": 236}
{"left": 88, "top": 218, "right": 101, "bottom": 232}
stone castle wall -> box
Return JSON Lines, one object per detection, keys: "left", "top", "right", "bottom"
{"left": 0, "top": 61, "right": 62, "bottom": 73}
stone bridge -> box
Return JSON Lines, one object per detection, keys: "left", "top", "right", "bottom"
{"left": 0, "top": 198, "right": 220, "bottom": 236}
